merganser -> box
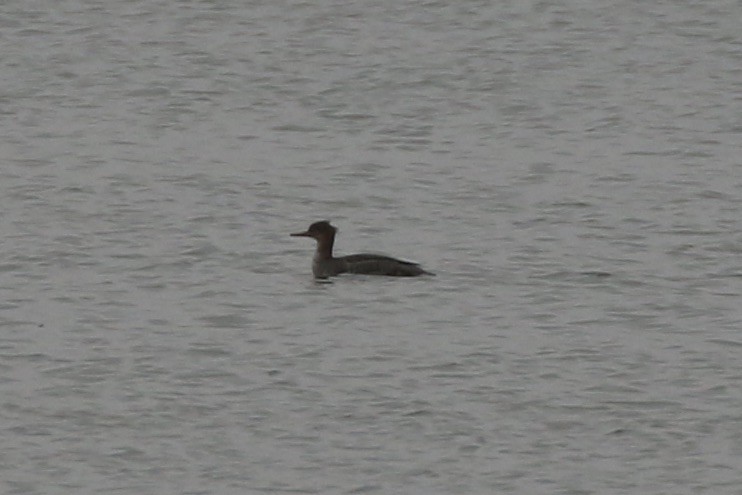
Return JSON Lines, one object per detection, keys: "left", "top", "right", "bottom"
{"left": 291, "top": 221, "right": 434, "bottom": 279}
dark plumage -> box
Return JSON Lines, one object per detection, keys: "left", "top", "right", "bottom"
{"left": 291, "top": 221, "right": 434, "bottom": 279}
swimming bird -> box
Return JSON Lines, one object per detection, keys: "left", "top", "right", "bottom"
{"left": 291, "top": 221, "right": 434, "bottom": 279}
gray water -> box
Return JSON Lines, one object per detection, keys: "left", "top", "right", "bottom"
{"left": 2, "top": 0, "right": 742, "bottom": 493}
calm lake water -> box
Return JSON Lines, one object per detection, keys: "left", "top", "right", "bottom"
{"left": 2, "top": 0, "right": 742, "bottom": 493}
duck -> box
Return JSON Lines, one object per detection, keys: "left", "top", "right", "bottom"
{"left": 291, "top": 221, "right": 434, "bottom": 279}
